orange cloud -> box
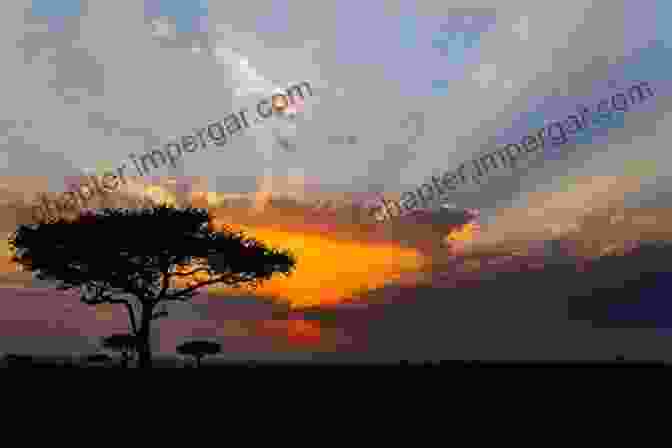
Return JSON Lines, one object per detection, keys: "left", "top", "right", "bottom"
{"left": 205, "top": 220, "right": 427, "bottom": 308}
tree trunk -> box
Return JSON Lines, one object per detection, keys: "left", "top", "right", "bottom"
{"left": 137, "top": 303, "right": 154, "bottom": 368}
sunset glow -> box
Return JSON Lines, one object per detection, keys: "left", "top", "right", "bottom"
{"left": 204, "top": 219, "right": 426, "bottom": 308}
{"left": 444, "top": 221, "right": 481, "bottom": 254}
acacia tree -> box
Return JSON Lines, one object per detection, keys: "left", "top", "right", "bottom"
{"left": 176, "top": 340, "right": 222, "bottom": 368}
{"left": 9, "top": 204, "right": 297, "bottom": 368}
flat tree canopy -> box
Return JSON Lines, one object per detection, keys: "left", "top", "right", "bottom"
{"left": 177, "top": 340, "right": 222, "bottom": 368}
{"left": 177, "top": 340, "right": 222, "bottom": 357}
{"left": 8, "top": 204, "right": 297, "bottom": 367}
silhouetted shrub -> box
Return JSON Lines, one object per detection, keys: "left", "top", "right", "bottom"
{"left": 176, "top": 340, "right": 222, "bottom": 368}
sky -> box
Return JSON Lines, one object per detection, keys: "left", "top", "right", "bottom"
{"left": 0, "top": 0, "right": 671, "bottom": 362}
{"left": 1, "top": 0, "right": 668, "bottom": 204}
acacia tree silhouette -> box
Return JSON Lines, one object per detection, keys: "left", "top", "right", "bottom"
{"left": 101, "top": 333, "right": 138, "bottom": 368}
{"left": 8, "top": 204, "right": 297, "bottom": 368}
{"left": 176, "top": 340, "right": 222, "bottom": 368}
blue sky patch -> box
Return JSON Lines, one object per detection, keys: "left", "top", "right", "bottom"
{"left": 144, "top": 0, "right": 208, "bottom": 32}
{"left": 656, "top": 0, "right": 672, "bottom": 49}
{"left": 335, "top": 1, "right": 496, "bottom": 96}
{"left": 431, "top": 79, "right": 450, "bottom": 96}
{"left": 32, "top": 0, "right": 81, "bottom": 17}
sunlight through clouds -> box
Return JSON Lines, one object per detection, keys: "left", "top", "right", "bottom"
{"left": 213, "top": 43, "right": 277, "bottom": 98}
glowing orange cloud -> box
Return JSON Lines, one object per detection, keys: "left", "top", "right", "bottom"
{"left": 443, "top": 220, "right": 481, "bottom": 256}
{"left": 203, "top": 219, "right": 427, "bottom": 309}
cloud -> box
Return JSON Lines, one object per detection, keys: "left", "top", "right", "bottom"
{"left": 460, "top": 175, "right": 659, "bottom": 258}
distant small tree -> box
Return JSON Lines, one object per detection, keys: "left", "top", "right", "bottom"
{"left": 9, "top": 204, "right": 297, "bottom": 368}
{"left": 85, "top": 353, "right": 112, "bottom": 366}
{"left": 101, "top": 333, "right": 138, "bottom": 368}
{"left": 177, "top": 340, "right": 222, "bottom": 368}
{"left": 3, "top": 354, "right": 34, "bottom": 367}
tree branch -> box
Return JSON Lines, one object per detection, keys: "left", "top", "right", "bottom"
{"left": 108, "top": 298, "right": 138, "bottom": 335}
{"left": 155, "top": 259, "right": 172, "bottom": 303}
{"left": 80, "top": 295, "right": 106, "bottom": 305}
{"left": 161, "top": 273, "right": 251, "bottom": 303}
{"left": 80, "top": 282, "right": 112, "bottom": 305}
{"left": 169, "top": 268, "right": 212, "bottom": 277}
{"left": 121, "top": 275, "right": 149, "bottom": 305}
{"left": 151, "top": 310, "right": 169, "bottom": 320}
{"left": 76, "top": 281, "right": 139, "bottom": 335}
